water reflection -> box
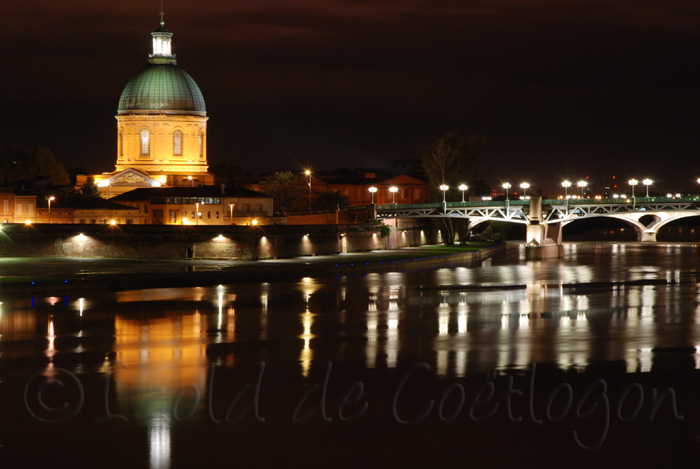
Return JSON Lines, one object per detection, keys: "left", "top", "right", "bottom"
{"left": 5, "top": 244, "right": 700, "bottom": 425}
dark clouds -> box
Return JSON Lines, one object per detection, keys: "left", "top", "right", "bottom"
{"left": 2, "top": 0, "right": 700, "bottom": 192}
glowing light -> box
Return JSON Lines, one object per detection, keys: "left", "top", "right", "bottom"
{"left": 97, "top": 180, "right": 110, "bottom": 187}
{"left": 110, "top": 220, "right": 116, "bottom": 225}
{"left": 25, "top": 220, "right": 31, "bottom": 224}
{"left": 251, "top": 219, "right": 258, "bottom": 225}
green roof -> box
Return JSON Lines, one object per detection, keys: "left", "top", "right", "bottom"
{"left": 118, "top": 64, "right": 206, "bottom": 115}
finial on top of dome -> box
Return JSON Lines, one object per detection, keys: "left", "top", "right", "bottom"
{"left": 160, "top": 0, "right": 165, "bottom": 27}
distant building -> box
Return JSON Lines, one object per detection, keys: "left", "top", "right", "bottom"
{"left": 110, "top": 186, "right": 277, "bottom": 225}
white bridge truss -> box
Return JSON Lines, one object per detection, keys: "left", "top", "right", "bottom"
{"left": 375, "top": 198, "right": 700, "bottom": 242}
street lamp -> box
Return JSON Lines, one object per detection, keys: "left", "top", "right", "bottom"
{"left": 577, "top": 181, "right": 587, "bottom": 199}
{"left": 47, "top": 196, "right": 54, "bottom": 224}
{"left": 389, "top": 186, "right": 398, "bottom": 204}
{"left": 458, "top": 184, "right": 468, "bottom": 203}
{"left": 369, "top": 186, "right": 377, "bottom": 204}
{"left": 502, "top": 183, "right": 511, "bottom": 200}
{"left": 628, "top": 179, "right": 638, "bottom": 199}
{"left": 520, "top": 183, "right": 529, "bottom": 198}
{"left": 305, "top": 170, "right": 311, "bottom": 210}
{"left": 643, "top": 179, "right": 652, "bottom": 198}
{"left": 562, "top": 180, "right": 571, "bottom": 198}
{"left": 439, "top": 184, "right": 449, "bottom": 212}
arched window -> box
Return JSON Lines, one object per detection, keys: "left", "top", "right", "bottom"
{"left": 140, "top": 129, "right": 150, "bottom": 156}
{"left": 199, "top": 130, "right": 204, "bottom": 159}
{"left": 173, "top": 130, "right": 183, "bottom": 156}
{"left": 119, "top": 128, "right": 124, "bottom": 157}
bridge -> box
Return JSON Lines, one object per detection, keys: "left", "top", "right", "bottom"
{"left": 370, "top": 196, "right": 700, "bottom": 244}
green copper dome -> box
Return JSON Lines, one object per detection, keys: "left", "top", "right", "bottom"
{"left": 117, "top": 64, "right": 206, "bottom": 116}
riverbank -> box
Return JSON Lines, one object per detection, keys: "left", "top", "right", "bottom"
{"left": 0, "top": 242, "right": 505, "bottom": 295}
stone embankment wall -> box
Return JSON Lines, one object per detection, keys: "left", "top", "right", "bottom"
{"left": 0, "top": 219, "right": 435, "bottom": 260}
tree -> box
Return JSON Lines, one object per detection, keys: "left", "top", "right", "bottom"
{"left": 76, "top": 176, "right": 102, "bottom": 197}
{"left": 422, "top": 131, "right": 487, "bottom": 245}
{"left": 312, "top": 190, "right": 350, "bottom": 212}
{"left": 258, "top": 171, "right": 306, "bottom": 214}
{"left": 0, "top": 145, "right": 70, "bottom": 185}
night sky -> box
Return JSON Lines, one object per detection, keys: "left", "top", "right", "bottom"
{"left": 3, "top": 1, "right": 700, "bottom": 193}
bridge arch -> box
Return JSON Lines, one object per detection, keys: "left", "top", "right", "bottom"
{"left": 609, "top": 212, "right": 700, "bottom": 242}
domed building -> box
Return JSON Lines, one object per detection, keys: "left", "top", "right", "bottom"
{"left": 79, "top": 16, "right": 215, "bottom": 197}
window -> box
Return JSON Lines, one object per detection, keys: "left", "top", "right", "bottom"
{"left": 126, "top": 219, "right": 133, "bottom": 224}
{"left": 216, "top": 211, "right": 219, "bottom": 219}
{"left": 79, "top": 219, "right": 85, "bottom": 224}
{"left": 28, "top": 204, "right": 34, "bottom": 215}
{"left": 170, "top": 211, "right": 178, "bottom": 223}
{"left": 207, "top": 211, "right": 211, "bottom": 219}
{"left": 403, "top": 189, "right": 408, "bottom": 199}
{"left": 243, "top": 204, "right": 250, "bottom": 212}
{"left": 91, "top": 219, "right": 97, "bottom": 224}
{"left": 16, "top": 204, "right": 22, "bottom": 215}
{"left": 119, "top": 128, "right": 124, "bottom": 157}
{"left": 356, "top": 189, "right": 361, "bottom": 199}
{"left": 140, "top": 129, "right": 150, "bottom": 156}
{"left": 414, "top": 189, "right": 421, "bottom": 199}
{"left": 255, "top": 204, "right": 262, "bottom": 212}
{"left": 173, "top": 130, "right": 183, "bottom": 156}
{"left": 144, "top": 204, "right": 148, "bottom": 214}
{"left": 3, "top": 200, "right": 8, "bottom": 212}
{"left": 199, "top": 130, "right": 204, "bottom": 158}
{"left": 191, "top": 211, "right": 195, "bottom": 219}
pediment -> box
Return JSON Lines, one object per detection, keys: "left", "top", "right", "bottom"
{"left": 101, "top": 169, "right": 162, "bottom": 187}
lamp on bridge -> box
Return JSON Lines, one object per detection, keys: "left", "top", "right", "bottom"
{"left": 628, "top": 179, "right": 638, "bottom": 199}
{"left": 577, "top": 181, "right": 587, "bottom": 199}
{"left": 439, "top": 184, "right": 449, "bottom": 213}
{"left": 458, "top": 184, "right": 468, "bottom": 203}
{"left": 562, "top": 181, "right": 571, "bottom": 198}
{"left": 389, "top": 186, "right": 398, "bottom": 204}
{"left": 369, "top": 186, "right": 377, "bottom": 204}
{"left": 502, "top": 183, "right": 511, "bottom": 201}
{"left": 520, "top": 182, "right": 529, "bottom": 199}
{"left": 643, "top": 179, "right": 652, "bottom": 198}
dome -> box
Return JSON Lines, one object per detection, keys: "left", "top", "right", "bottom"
{"left": 117, "top": 64, "right": 206, "bottom": 116}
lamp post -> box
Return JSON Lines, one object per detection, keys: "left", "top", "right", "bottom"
{"left": 502, "top": 183, "right": 511, "bottom": 200}
{"left": 577, "top": 181, "right": 587, "bottom": 199}
{"left": 47, "top": 196, "right": 54, "bottom": 224}
{"left": 439, "top": 184, "right": 449, "bottom": 213}
{"left": 643, "top": 179, "right": 652, "bottom": 198}
{"left": 458, "top": 184, "right": 468, "bottom": 203}
{"left": 389, "top": 186, "right": 398, "bottom": 204}
{"left": 562, "top": 181, "right": 571, "bottom": 211}
{"left": 369, "top": 186, "right": 377, "bottom": 204}
{"left": 628, "top": 179, "right": 638, "bottom": 199}
{"left": 520, "top": 183, "right": 529, "bottom": 198}
{"left": 305, "top": 170, "right": 311, "bottom": 210}
{"left": 562, "top": 180, "right": 571, "bottom": 198}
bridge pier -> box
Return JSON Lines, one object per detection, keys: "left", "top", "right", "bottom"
{"left": 525, "top": 196, "right": 563, "bottom": 260}
{"left": 640, "top": 230, "right": 657, "bottom": 242}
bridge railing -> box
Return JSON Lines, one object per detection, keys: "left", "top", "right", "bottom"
{"left": 374, "top": 196, "right": 700, "bottom": 211}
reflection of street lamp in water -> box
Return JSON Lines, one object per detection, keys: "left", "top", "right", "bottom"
{"left": 196, "top": 202, "right": 199, "bottom": 226}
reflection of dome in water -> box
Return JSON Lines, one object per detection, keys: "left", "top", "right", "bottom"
{"left": 118, "top": 64, "right": 206, "bottom": 115}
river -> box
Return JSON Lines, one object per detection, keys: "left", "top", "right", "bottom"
{"left": 2, "top": 242, "right": 700, "bottom": 468}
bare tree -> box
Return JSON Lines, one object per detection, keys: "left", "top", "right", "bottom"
{"left": 422, "top": 131, "right": 487, "bottom": 245}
